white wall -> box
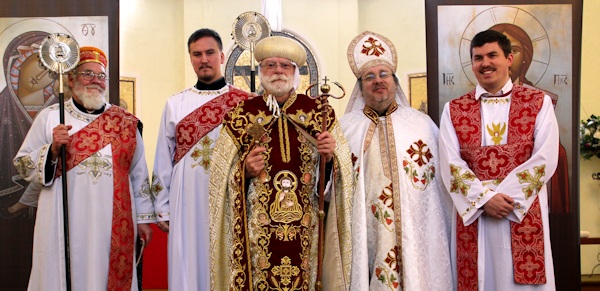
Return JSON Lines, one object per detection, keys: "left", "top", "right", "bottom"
{"left": 120, "top": 0, "right": 184, "bottom": 168}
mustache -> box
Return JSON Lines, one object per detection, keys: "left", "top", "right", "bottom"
{"left": 479, "top": 66, "right": 495, "bottom": 73}
{"left": 85, "top": 84, "right": 104, "bottom": 91}
{"left": 264, "top": 74, "right": 291, "bottom": 82}
{"left": 199, "top": 65, "right": 212, "bottom": 69}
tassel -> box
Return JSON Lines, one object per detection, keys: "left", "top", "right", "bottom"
{"left": 266, "top": 94, "right": 280, "bottom": 118}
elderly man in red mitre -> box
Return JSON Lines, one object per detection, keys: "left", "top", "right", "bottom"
{"left": 14, "top": 46, "right": 155, "bottom": 291}
{"left": 209, "top": 35, "right": 355, "bottom": 290}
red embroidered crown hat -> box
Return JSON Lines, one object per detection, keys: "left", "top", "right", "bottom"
{"left": 347, "top": 31, "right": 397, "bottom": 78}
{"left": 78, "top": 46, "right": 107, "bottom": 68}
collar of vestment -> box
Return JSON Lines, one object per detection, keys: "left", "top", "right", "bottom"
{"left": 475, "top": 79, "right": 513, "bottom": 100}
{"left": 195, "top": 77, "right": 226, "bottom": 91}
{"left": 362, "top": 99, "right": 398, "bottom": 123}
{"left": 72, "top": 97, "right": 105, "bottom": 114}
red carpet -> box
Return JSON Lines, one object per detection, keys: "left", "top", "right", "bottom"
{"left": 142, "top": 224, "right": 168, "bottom": 288}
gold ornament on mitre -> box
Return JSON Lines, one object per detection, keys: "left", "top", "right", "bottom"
{"left": 347, "top": 31, "right": 397, "bottom": 78}
{"left": 254, "top": 35, "right": 306, "bottom": 66}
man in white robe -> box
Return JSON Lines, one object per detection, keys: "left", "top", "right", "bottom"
{"left": 438, "top": 29, "right": 558, "bottom": 290}
{"left": 341, "top": 31, "right": 454, "bottom": 290}
{"left": 151, "top": 28, "right": 249, "bottom": 291}
{"left": 14, "top": 46, "right": 155, "bottom": 291}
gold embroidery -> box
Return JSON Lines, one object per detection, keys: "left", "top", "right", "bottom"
{"left": 271, "top": 256, "right": 301, "bottom": 289}
{"left": 247, "top": 130, "right": 316, "bottom": 289}
{"left": 190, "top": 135, "right": 214, "bottom": 173}
{"left": 378, "top": 122, "right": 392, "bottom": 181}
{"left": 78, "top": 152, "right": 112, "bottom": 183}
{"left": 461, "top": 189, "right": 490, "bottom": 217}
{"left": 137, "top": 212, "right": 156, "bottom": 221}
{"left": 363, "top": 106, "right": 380, "bottom": 124}
{"left": 278, "top": 115, "right": 291, "bottom": 163}
{"left": 485, "top": 122, "right": 506, "bottom": 145}
{"left": 482, "top": 179, "right": 502, "bottom": 187}
{"left": 402, "top": 158, "right": 435, "bottom": 191}
{"left": 481, "top": 97, "right": 510, "bottom": 104}
{"left": 227, "top": 105, "right": 249, "bottom": 138}
{"left": 286, "top": 109, "right": 315, "bottom": 127}
{"left": 517, "top": 164, "right": 546, "bottom": 199}
{"left": 249, "top": 110, "right": 275, "bottom": 128}
{"left": 270, "top": 171, "right": 302, "bottom": 224}
{"left": 14, "top": 155, "right": 35, "bottom": 178}
{"left": 363, "top": 122, "right": 377, "bottom": 153}
{"left": 449, "top": 164, "right": 476, "bottom": 196}
{"left": 308, "top": 101, "right": 332, "bottom": 131}
{"left": 139, "top": 176, "right": 154, "bottom": 201}
{"left": 383, "top": 115, "right": 404, "bottom": 286}
{"left": 150, "top": 173, "right": 164, "bottom": 196}
{"left": 274, "top": 224, "right": 302, "bottom": 241}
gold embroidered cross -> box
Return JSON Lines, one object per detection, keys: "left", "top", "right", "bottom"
{"left": 449, "top": 164, "right": 476, "bottom": 196}
{"left": 191, "top": 136, "right": 213, "bottom": 172}
{"left": 516, "top": 165, "right": 546, "bottom": 199}
{"left": 150, "top": 174, "right": 164, "bottom": 195}
{"left": 271, "top": 256, "right": 300, "bottom": 287}
{"left": 79, "top": 152, "right": 112, "bottom": 181}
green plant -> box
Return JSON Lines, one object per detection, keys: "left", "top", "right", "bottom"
{"left": 580, "top": 114, "right": 600, "bottom": 159}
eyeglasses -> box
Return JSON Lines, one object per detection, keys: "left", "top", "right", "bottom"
{"left": 261, "top": 61, "right": 295, "bottom": 71}
{"left": 76, "top": 70, "right": 109, "bottom": 82}
{"left": 361, "top": 71, "right": 391, "bottom": 82}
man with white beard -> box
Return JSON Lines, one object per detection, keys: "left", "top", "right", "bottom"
{"left": 14, "top": 46, "right": 155, "bottom": 291}
{"left": 209, "top": 36, "right": 355, "bottom": 290}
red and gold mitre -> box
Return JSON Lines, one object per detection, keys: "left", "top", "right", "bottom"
{"left": 78, "top": 46, "right": 107, "bottom": 67}
{"left": 347, "top": 31, "right": 397, "bottom": 78}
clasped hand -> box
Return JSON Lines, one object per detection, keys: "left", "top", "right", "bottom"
{"left": 483, "top": 193, "right": 514, "bottom": 219}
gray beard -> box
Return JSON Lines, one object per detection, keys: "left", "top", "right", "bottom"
{"left": 75, "top": 86, "right": 106, "bottom": 110}
{"left": 261, "top": 77, "right": 293, "bottom": 97}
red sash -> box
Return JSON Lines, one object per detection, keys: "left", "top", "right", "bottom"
{"left": 449, "top": 85, "right": 546, "bottom": 289}
{"left": 56, "top": 105, "right": 138, "bottom": 290}
{"left": 174, "top": 86, "right": 249, "bottom": 164}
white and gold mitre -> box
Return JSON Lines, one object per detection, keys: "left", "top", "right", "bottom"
{"left": 347, "top": 31, "right": 397, "bottom": 78}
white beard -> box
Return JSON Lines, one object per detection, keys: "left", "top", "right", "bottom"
{"left": 74, "top": 85, "right": 106, "bottom": 110}
{"left": 261, "top": 74, "right": 293, "bottom": 97}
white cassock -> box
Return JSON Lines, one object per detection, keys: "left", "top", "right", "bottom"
{"left": 14, "top": 99, "right": 154, "bottom": 291}
{"left": 341, "top": 97, "right": 454, "bottom": 291}
{"left": 439, "top": 80, "right": 558, "bottom": 290}
{"left": 152, "top": 85, "right": 232, "bottom": 291}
